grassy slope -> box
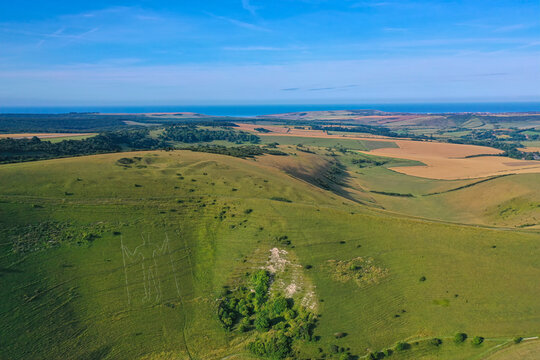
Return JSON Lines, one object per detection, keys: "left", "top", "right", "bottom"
{"left": 0, "top": 150, "right": 539, "bottom": 359}
{"left": 46, "top": 134, "right": 97, "bottom": 143}
{"left": 331, "top": 151, "right": 540, "bottom": 228}
{"left": 260, "top": 135, "right": 397, "bottom": 150}
{"left": 483, "top": 340, "right": 540, "bottom": 360}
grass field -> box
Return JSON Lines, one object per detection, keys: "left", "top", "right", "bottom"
{"left": 0, "top": 133, "right": 97, "bottom": 141}
{"left": 46, "top": 134, "right": 97, "bottom": 142}
{"left": 260, "top": 135, "right": 397, "bottom": 151}
{"left": 1, "top": 149, "right": 539, "bottom": 359}
{"left": 483, "top": 339, "right": 540, "bottom": 359}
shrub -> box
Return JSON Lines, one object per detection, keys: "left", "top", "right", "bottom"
{"left": 329, "top": 344, "right": 339, "bottom": 353}
{"left": 254, "top": 314, "right": 271, "bottom": 332}
{"left": 383, "top": 349, "right": 393, "bottom": 356}
{"left": 270, "top": 296, "right": 289, "bottom": 317}
{"left": 430, "top": 338, "right": 442, "bottom": 346}
{"left": 251, "top": 269, "right": 270, "bottom": 302}
{"left": 454, "top": 332, "right": 467, "bottom": 343}
{"left": 471, "top": 336, "right": 484, "bottom": 345}
{"left": 338, "top": 353, "right": 351, "bottom": 360}
{"left": 419, "top": 276, "right": 426, "bottom": 282}
{"left": 395, "top": 342, "right": 410, "bottom": 351}
{"left": 514, "top": 336, "right": 523, "bottom": 344}
{"left": 270, "top": 196, "right": 292, "bottom": 203}
{"left": 248, "top": 331, "right": 291, "bottom": 359}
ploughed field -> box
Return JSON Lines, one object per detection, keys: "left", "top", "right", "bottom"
{"left": 0, "top": 150, "right": 539, "bottom": 359}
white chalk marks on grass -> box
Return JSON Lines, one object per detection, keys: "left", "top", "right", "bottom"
{"left": 121, "top": 234, "right": 182, "bottom": 305}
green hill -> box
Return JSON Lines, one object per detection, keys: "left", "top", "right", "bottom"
{"left": 0, "top": 150, "right": 539, "bottom": 359}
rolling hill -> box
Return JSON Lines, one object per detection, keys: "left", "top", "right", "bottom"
{"left": 1, "top": 149, "right": 539, "bottom": 359}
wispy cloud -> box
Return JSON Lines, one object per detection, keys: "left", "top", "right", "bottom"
{"left": 206, "top": 12, "right": 270, "bottom": 32}
{"left": 457, "top": 21, "right": 537, "bottom": 33}
{"left": 1, "top": 55, "right": 538, "bottom": 104}
{"left": 351, "top": 2, "right": 394, "bottom": 8}
{"left": 308, "top": 84, "right": 359, "bottom": 91}
{"left": 383, "top": 27, "right": 407, "bottom": 32}
{"left": 222, "top": 45, "right": 304, "bottom": 51}
{"left": 494, "top": 24, "right": 530, "bottom": 33}
{"left": 384, "top": 37, "right": 539, "bottom": 48}
{"left": 469, "top": 72, "right": 508, "bottom": 77}
{"left": 1, "top": 26, "right": 99, "bottom": 41}
{"left": 241, "top": 0, "right": 259, "bottom": 16}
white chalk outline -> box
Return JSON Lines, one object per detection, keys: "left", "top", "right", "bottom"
{"left": 121, "top": 234, "right": 171, "bottom": 304}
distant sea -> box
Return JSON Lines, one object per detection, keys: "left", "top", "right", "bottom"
{"left": 1, "top": 102, "right": 539, "bottom": 116}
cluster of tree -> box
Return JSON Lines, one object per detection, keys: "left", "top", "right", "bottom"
{"left": 462, "top": 129, "right": 530, "bottom": 142}
{"left": 182, "top": 145, "right": 287, "bottom": 158}
{"left": 351, "top": 157, "right": 387, "bottom": 167}
{"left": 217, "top": 269, "right": 317, "bottom": 359}
{"left": 0, "top": 136, "right": 120, "bottom": 163}
{"left": 312, "top": 124, "right": 398, "bottom": 137}
{"left": 0, "top": 113, "right": 243, "bottom": 133}
{"left": 0, "top": 113, "right": 130, "bottom": 132}
{"left": 254, "top": 127, "right": 272, "bottom": 133}
{"left": 160, "top": 125, "right": 260, "bottom": 143}
{"left": 0, "top": 125, "right": 275, "bottom": 163}
{"left": 310, "top": 124, "right": 430, "bottom": 140}
{"left": 0, "top": 128, "right": 163, "bottom": 163}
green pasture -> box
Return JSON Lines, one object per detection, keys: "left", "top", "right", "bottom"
{"left": 46, "top": 134, "right": 97, "bottom": 143}
{"left": 260, "top": 135, "right": 397, "bottom": 151}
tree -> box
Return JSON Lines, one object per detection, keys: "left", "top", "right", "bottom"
{"left": 255, "top": 314, "right": 271, "bottom": 332}
{"left": 471, "top": 336, "right": 484, "bottom": 345}
{"left": 395, "top": 342, "right": 410, "bottom": 351}
{"left": 454, "top": 332, "right": 467, "bottom": 343}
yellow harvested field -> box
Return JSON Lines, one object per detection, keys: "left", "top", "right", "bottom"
{"left": 0, "top": 133, "right": 96, "bottom": 139}
{"left": 519, "top": 147, "right": 540, "bottom": 152}
{"left": 236, "top": 123, "right": 390, "bottom": 138}
{"left": 364, "top": 140, "right": 540, "bottom": 180}
{"left": 239, "top": 122, "right": 540, "bottom": 180}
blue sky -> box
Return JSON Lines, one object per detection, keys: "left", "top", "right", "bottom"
{"left": 0, "top": 0, "right": 539, "bottom": 105}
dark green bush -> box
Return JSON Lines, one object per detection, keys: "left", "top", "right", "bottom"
{"left": 454, "top": 332, "right": 467, "bottom": 343}
{"left": 247, "top": 331, "right": 291, "bottom": 359}
{"left": 254, "top": 314, "right": 271, "bottom": 332}
{"left": 471, "top": 336, "right": 484, "bottom": 345}
{"left": 395, "top": 342, "right": 410, "bottom": 351}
